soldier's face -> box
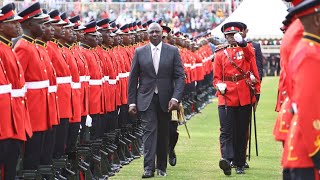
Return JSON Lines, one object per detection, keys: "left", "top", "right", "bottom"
{"left": 52, "top": 24, "right": 65, "bottom": 39}
{"left": 63, "top": 27, "right": 75, "bottom": 43}
{"left": 76, "top": 30, "right": 84, "bottom": 42}
{"left": 30, "top": 19, "right": 45, "bottom": 38}
{"left": 96, "top": 33, "right": 103, "bottom": 45}
{"left": 121, "top": 34, "right": 130, "bottom": 45}
{"left": 85, "top": 34, "right": 97, "bottom": 47}
{"left": 225, "top": 33, "right": 237, "bottom": 45}
{"left": 43, "top": 23, "right": 54, "bottom": 41}
{"left": 0, "top": 20, "right": 21, "bottom": 39}
{"left": 147, "top": 23, "right": 162, "bottom": 46}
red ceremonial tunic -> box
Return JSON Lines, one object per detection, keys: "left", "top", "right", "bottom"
{"left": 34, "top": 40, "right": 60, "bottom": 127}
{"left": 61, "top": 44, "right": 81, "bottom": 123}
{"left": 0, "top": 56, "right": 14, "bottom": 139}
{"left": 71, "top": 45, "right": 90, "bottom": 116}
{"left": 0, "top": 37, "right": 32, "bottom": 141}
{"left": 79, "top": 44, "right": 103, "bottom": 115}
{"left": 213, "top": 45, "right": 260, "bottom": 106}
{"left": 14, "top": 35, "right": 50, "bottom": 132}
{"left": 47, "top": 40, "right": 72, "bottom": 119}
{"left": 273, "top": 19, "right": 304, "bottom": 142}
{"left": 282, "top": 34, "right": 320, "bottom": 171}
{"left": 108, "top": 48, "right": 122, "bottom": 107}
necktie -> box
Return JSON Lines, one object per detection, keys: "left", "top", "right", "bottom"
{"left": 153, "top": 47, "right": 159, "bottom": 74}
{"left": 153, "top": 47, "right": 159, "bottom": 93}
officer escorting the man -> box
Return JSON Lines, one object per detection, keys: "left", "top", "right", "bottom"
{"left": 213, "top": 21, "right": 260, "bottom": 175}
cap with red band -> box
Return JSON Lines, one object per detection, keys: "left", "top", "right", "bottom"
{"left": 290, "top": 0, "right": 320, "bottom": 18}
{"left": 221, "top": 22, "right": 243, "bottom": 35}
{"left": 83, "top": 20, "right": 99, "bottom": 35}
{"left": 18, "top": 2, "right": 47, "bottom": 23}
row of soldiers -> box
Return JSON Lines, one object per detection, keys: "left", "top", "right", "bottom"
{"left": 0, "top": 2, "right": 214, "bottom": 179}
{"left": 274, "top": 0, "right": 320, "bottom": 179}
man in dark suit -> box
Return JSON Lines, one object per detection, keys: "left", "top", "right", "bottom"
{"left": 239, "top": 23, "right": 264, "bottom": 81}
{"left": 128, "top": 23, "right": 185, "bottom": 178}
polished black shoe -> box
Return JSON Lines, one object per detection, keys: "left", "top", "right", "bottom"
{"left": 244, "top": 162, "right": 249, "bottom": 168}
{"left": 230, "top": 161, "right": 236, "bottom": 168}
{"left": 219, "top": 158, "right": 231, "bottom": 176}
{"left": 169, "top": 150, "right": 177, "bottom": 166}
{"left": 236, "top": 167, "right": 245, "bottom": 174}
{"left": 157, "top": 170, "right": 167, "bottom": 177}
{"left": 142, "top": 171, "right": 154, "bottom": 178}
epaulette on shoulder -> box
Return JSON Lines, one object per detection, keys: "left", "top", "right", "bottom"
{"left": 215, "top": 44, "right": 228, "bottom": 52}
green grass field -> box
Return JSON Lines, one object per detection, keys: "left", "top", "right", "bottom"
{"left": 111, "top": 76, "right": 282, "bottom": 180}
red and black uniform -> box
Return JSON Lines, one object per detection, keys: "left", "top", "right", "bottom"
{"left": 273, "top": 19, "right": 304, "bottom": 142}
{"left": 282, "top": 32, "right": 320, "bottom": 180}
{"left": 34, "top": 39, "right": 59, "bottom": 165}
{"left": 15, "top": 35, "right": 50, "bottom": 170}
{"left": 80, "top": 43, "right": 104, "bottom": 139}
{"left": 61, "top": 43, "right": 82, "bottom": 153}
{"left": 0, "top": 34, "right": 32, "bottom": 179}
{"left": 47, "top": 39, "right": 72, "bottom": 158}
{"left": 214, "top": 42, "right": 260, "bottom": 167}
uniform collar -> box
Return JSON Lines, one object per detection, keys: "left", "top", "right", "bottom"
{"left": 80, "top": 42, "right": 92, "bottom": 49}
{"left": 57, "top": 42, "right": 64, "bottom": 48}
{"left": 228, "top": 44, "right": 238, "bottom": 48}
{"left": 0, "top": 35, "right": 13, "bottom": 47}
{"left": 51, "top": 38, "right": 59, "bottom": 44}
{"left": 303, "top": 32, "right": 320, "bottom": 45}
{"left": 65, "top": 43, "right": 73, "bottom": 49}
{"left": 35, "top": 39, "right": 47, "bottom": 48}
{"left": 101, "top": 45, "right": 108, "bottom": 50}
{"left": 22, "top": 34, "right": 35, "bottom": 44}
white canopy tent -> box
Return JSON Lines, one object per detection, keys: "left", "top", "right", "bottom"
{"left": 211, "top": 0, "right": 288, "bottom": 40}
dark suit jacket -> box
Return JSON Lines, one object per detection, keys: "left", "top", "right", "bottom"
{"left": 252, "top": 42, "right": 263, "bottom": 80}
{"left": 128, "top": 43, "right": 185, "bottom": 112}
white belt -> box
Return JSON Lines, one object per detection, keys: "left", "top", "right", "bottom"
{"left": 104, "top": 76, "right": 109, "bottom": 82}
{"left": 89, "top": 79, "right": 102, "bottom": 86}
{"left": 196, "top": 63, "right": 203, "bottom": 67}
{"left": 0, "top": 84, "right": 12, "bottom": 95}
{"left": 191, "top": 65, "right": 196, "bottom": 69}
{"left": 72, "top": 82, "right": 81, "bottom": 89}
{"left": 26, "top": 80, "right": 49, "bottom": 89}
{"left": 79, "top": 76, "right": 86, "bottom": 82}
{"left": 116, "top": 76, "right": 119, "bottom": 81}
{"left": 125, "top": 72, "right": 130, "bottom": 77}
{"left": 48, "top": 85, "right": 57, "bottom": 93}
{"left": 109, "top": 79, "right": 117, "bottom": 85}
{"left": 56, "top": 76, "right": 72, "bottom": 84}
{"left": 119, "top": 73, "right": 126, "bottom": 78}
{"left": 184, "top": 64, "right": 191, "bottom": 68}
{"left": 209, "top": 54, "right": 214, "bottom": 59}
{"left": 11, "top": 86, "right": 26, "bottom": 97}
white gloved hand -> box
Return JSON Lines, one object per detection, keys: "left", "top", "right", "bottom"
{"left": 233, "top": 33, "right": 243, "bottom": 43}
{"left": 85, "top": 115, "right": 92, "bottom": 127}
{"left": 250, "top": 72, "right": 257, "bottom": 83}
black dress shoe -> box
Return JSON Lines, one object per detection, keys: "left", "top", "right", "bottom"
{"left": 236, "top": 167, "right": 245, "bottom": 174}
{"left": 219, "top": 158, "right": 231, "bottom": 176}
{"left": 157, "top": 170, "right": 167, "bottom": 177}
{"left": 230, "top": 161, "right": 236, "bottom": 168}
{"left": 169, "top": 150, "right": 177, "bottom": 166}
{"left": 244, "top": 162, "right": 249, "bottom": 168}
{"left": 142, "top": 171, "right": 154, "bottom": 178}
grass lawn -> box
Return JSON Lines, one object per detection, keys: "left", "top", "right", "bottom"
{"left": 111, "top": 76, "right": 282, "bottom": 180}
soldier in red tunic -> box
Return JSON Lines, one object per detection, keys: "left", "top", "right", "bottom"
{"left": 33, "top": 10, "right": 60, "bottom": 168}
{"left": 0, "top": 3, "right": 32, "bottom": 179}
{"left": 15, "top": 2, "right": 51, "bottom": 170}
{"left": 79, "top": 21, "right": 104, "bottom": 140}
{"left": 213, "top": 22, "right": 260, "bottom": 175}
{"left": 281, "top": 1, "right": 320, "bottom": 179}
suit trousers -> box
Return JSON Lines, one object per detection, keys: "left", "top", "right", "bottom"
{"left": 169, "top": 121, "right": 179, "bottom": 155}
{"left": 0, "top": 139, "right": 22, "bottom": 180}
{"left": 218, "top": 105, "right": 251, "bottom": 166}
{"left": 140, "top": 93, "right": 171, "bottom": 172}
